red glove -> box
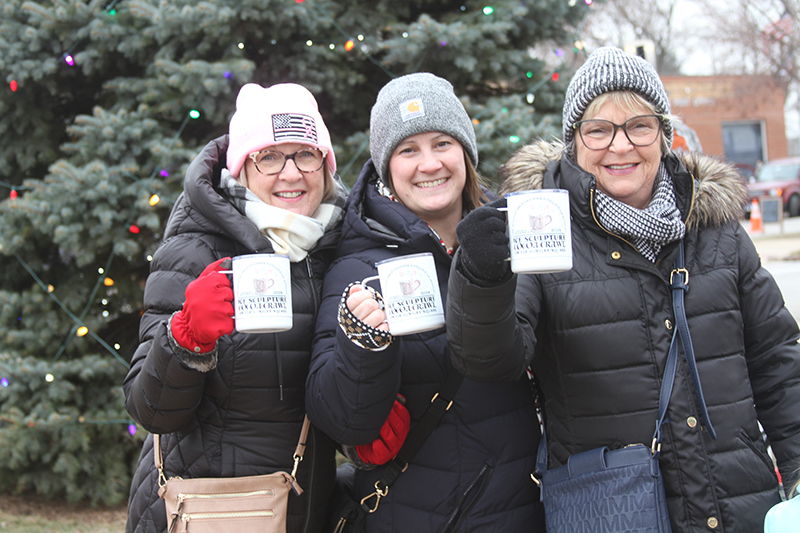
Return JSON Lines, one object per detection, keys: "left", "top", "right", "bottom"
{"left": 356, "top": 396, "right": 411, "bottom": 465}
{"left": 170, "top": 257, "right": 235, "bottom": 353}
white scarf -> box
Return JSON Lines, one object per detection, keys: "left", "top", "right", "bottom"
{"left": 219, "top": 169, "right": 345, "bottom": 262}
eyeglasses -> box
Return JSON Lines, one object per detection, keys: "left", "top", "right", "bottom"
{"left": 573, "top": 115, "right": 663, "bottom": 151}
{"left": 249, "top": 148, "right": 325, "bottom": 175}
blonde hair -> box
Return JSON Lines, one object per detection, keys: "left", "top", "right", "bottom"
{"left": 570, "top": 90, "right": 676, "bottom": 158}
{"left": 239, "top": 155, "right": 335, "bottom": 202}
{"left": 789, "top": 473, "right": 800, "bottom": 499}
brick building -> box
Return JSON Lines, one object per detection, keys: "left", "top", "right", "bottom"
{"left": 660, "top": 75, "right": 787, "bottom": 171}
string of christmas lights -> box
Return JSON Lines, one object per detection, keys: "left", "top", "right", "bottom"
{"left": 0, "top": 409, "right": 139, "bottom": 435}
{"left": 2, "top": 0, "right": 595, "bottom": 435}
{"left": 2, "top": 2, "right": 198, "bottom": 434}
{"left": 290, "top": 0, "right": 595, "bottom": 161}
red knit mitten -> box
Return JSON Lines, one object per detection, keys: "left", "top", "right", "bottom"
{"left": 356, "top": 396, "right": 411, "bottom": 465}
{"left": 170, "top": 257, "right": 235, "bottom": 353}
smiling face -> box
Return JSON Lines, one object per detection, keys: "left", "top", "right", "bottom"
{"left": 242, "top": 142, "right": 326, "bottom": 217}
{"left": 387, "top": 131, "right": 467, "bottom": 224}
{"left": 576, "top": 100, "right": 664, "bottom": 210}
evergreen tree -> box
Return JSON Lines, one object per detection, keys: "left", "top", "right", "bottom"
{"left": 0, "top": 0, "right": 595, "bottom": 505}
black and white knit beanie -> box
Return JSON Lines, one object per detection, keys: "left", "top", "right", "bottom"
{"left": 562, "top": 47, "right": 672, "bottom": 147}
{"left": 369, "top": 72, "right": 478, "bottom": 182}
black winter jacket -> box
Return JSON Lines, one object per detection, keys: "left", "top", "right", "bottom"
{"left": 447, "top": 141, "right": 800, "bottom": 532}
{"left": 306, "top": 159, "right": 545, "bottom": 533}
{"left": 124, "top": 136, "right": 340, "bottom": 533}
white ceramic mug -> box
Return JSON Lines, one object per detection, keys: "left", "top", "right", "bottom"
{"left": 360, "top": 252, "right": 445, "bottom": 336}
{"left": 506, "top": 189, "right": 573, "bottom": 274}
{"left": 224, "top": 254, "right": 293, "bottom": 333}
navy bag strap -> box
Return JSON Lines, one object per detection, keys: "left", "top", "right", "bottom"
{"left": 536, "top": 240, "right": 716, "bottom": 477}
{"left": 668, "top": 240, "right": 716, "bottom": 440}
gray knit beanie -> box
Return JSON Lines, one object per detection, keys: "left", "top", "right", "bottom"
{"left": 370, "top": 72, "right": 478, "bottom": 181}
{"left": 562, "top": 47, "right": 672, "bottom": 147}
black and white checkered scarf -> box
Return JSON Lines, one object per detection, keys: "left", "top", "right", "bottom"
{"left": 594, "top": 163, "right": 685, "bottom": 262}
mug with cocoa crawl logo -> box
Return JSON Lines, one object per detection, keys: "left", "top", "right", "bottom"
{"left": 226, "top": 254, "right": 293, "bottom": 333}
{"left": 506, "top": 189, "right": 573, "bottom": 274}
{"left": 360, "top": 252, "right": 445, "bottom": 336}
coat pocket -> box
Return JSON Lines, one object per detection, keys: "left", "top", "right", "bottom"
{"left": 738, "top": 429, "right": 778, "bottom": 481}
{"left": 439, "top": 462, "right": 494, "bottom": 533}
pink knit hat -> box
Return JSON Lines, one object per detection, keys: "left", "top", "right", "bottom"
{"left": 227, "top": 83, "right": 336, "bottom": 178}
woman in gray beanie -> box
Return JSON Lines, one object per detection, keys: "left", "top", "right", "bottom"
{"left": 306, "top": 72, "right": 546, "bottom": 532}
{"left": 446, "top": 46, "right": 800, "bottom": 532}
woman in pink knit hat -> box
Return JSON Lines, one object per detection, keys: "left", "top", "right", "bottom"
{"left": 123, "top": 82, "right": 349, "bottom": 533}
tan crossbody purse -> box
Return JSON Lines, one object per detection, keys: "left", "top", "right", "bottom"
{"left": 154, "top": 417, "right": 309, "bottom": 533}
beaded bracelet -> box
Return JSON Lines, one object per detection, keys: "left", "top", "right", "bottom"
{"left": 337, "top": 281, "right": 393, "bottom": 351}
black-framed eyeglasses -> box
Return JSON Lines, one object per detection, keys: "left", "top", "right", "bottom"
{"left": 573, "top": 114, "right": 664, "bottom": 151}
{"left": 248, "top": 148, "right": 326, "bottom": 175}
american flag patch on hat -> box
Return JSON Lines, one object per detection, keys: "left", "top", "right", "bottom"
{"left": 272, "top": 113, "right": 318, "bottom": 143}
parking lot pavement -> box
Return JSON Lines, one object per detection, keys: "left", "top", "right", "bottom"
{"left": 743, "top": 218, "right": 800, "bottom": 261}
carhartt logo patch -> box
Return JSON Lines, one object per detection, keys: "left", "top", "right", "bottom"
{"left": 399, "top": 99, "right": 425, "bottom": 122}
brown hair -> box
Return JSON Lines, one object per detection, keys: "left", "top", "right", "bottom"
{"left": 462, "top": 155, "right": 489, "bottom": 210}
{"left": 384, "top": 151, "right": 488, "bottom": 213}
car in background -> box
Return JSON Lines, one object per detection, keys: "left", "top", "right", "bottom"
{"left": 734, "top": 163, "right": 756, "bottom": 183}
{"left": 747, "top": 157, "right": 800, "bottom": 217}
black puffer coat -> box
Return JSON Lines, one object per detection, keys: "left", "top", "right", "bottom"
{"left": 306, "top": 160, "right": 545, "bottom": 533}
{"left": 124, "top": 136, "right": 340, "bottom": 533}
{"left": 447, "top": 141, "right": 800, "bottom": 532}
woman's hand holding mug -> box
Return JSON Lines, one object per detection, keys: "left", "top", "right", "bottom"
{"left": 456, "top": 197, "right": 511, "bottom": 284}
{"left": 347, "top": 284, "right": 390, "bottom": 332}
{"left": 171, "top": 257, "right": 235, "bottom": 353}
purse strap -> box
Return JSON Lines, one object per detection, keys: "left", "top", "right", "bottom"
{"left": 153, "top": 415, "right": 312, "bottom": 487}
{"left": 663, "top": 240, "right": 716, "bottom": 441}
{"left": 534, "top": 240, "right": 716, "bottom": 479}
{"left": 359, "top": 368, "right": 464, "bottom": 513}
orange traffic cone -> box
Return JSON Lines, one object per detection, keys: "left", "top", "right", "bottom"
{"left": 750, "top": 199, "right": 762, "bottom": 233}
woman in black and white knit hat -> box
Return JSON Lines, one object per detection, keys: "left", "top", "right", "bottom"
{"left": 447, "top": 46, "right": 800, "bottom": 532}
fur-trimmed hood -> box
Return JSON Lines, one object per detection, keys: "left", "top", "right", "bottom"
{"left": 497, "top": 140, "right": 747, "bottom": 229}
